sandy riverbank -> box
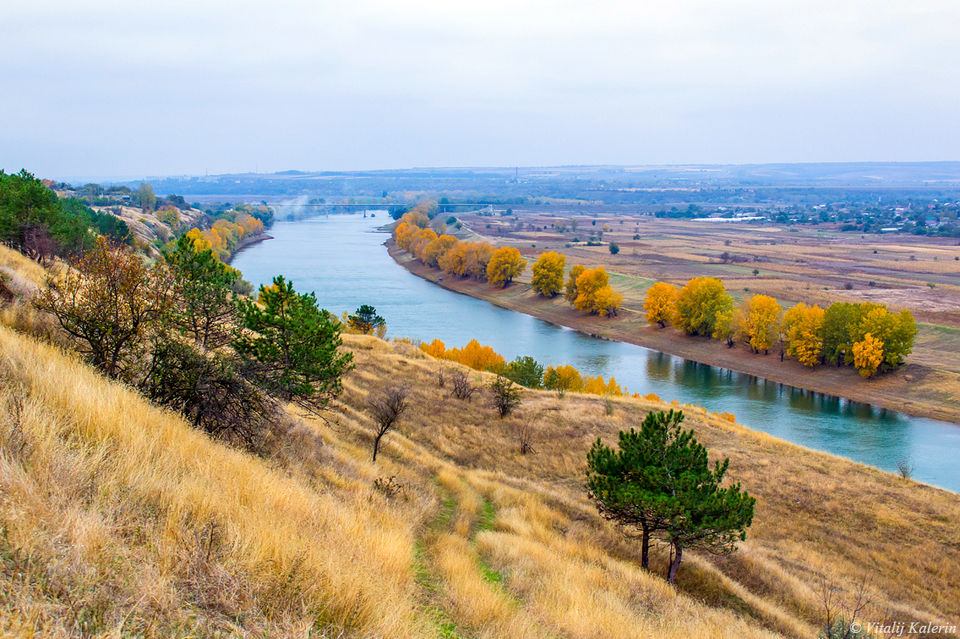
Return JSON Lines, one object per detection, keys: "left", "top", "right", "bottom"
{"left": 388, "top": 241, "right": 960, "bottom": 426}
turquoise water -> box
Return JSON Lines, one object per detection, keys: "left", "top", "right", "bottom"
{"left": 232, "top": 213, "right": 960, "bottom": 492}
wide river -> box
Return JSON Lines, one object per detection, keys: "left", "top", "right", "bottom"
{"left": 233, "top": 213, "right": 960, "bottom": 493}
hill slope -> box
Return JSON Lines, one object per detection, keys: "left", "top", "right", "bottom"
{"left": 0, "top": 280, "right": 957, "bottom": 637}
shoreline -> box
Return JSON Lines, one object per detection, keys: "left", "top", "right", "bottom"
{"left": 387, "top": 240, "right": 960, "bottom": 426}
{"left": 226, "top": 232, "right": 272, "bottom": 265}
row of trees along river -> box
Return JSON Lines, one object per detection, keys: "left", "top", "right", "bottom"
{"left": 231, "top": 211, "right": 960, "bottom": 492}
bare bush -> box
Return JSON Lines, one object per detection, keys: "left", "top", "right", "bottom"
{"left": 451, "top": 370, "right": 477, "bottom": 402}
{"left": 517, "top": 422, "right": 535, "bottom": 455}
{"left": 896, "top": 458, "right": 914, "bottom": 480}
{"left": 373, "top": 476, "right": 405, "bottom": 498}
{"left": 367, "top": 385, "right": 409, "bottom": 462}
{"left": 437, "top": 365, "right": 446, "bottom": 388}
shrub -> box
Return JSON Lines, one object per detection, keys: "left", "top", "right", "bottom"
{"left": 490, "top": 374, "right": 522, "bottom": 418}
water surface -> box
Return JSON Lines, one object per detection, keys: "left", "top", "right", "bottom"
{"left": 233, "top": 213, "right": 960, "bottom": 492}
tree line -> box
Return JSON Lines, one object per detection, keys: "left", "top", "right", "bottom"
{"left": 644, "top": 277, "right": 917, "bottom": 378}
{"left": 393, "top": 208, "right": 625, "bottom": 318}
{"left": 419, "top": 338, "right": 631, "bottom": 397}
{"left": 0, "top": 169, "right": 132, "bottom": 262}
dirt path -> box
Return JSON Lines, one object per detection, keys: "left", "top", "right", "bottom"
{"left": 388, "top": 242, "right": 960, "bottom": 426}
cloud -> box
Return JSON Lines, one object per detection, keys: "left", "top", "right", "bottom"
{"left": 1, "top": 0, "right": 958, "bottom": 176}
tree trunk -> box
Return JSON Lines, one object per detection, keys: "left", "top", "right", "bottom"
{"left": 372, "top": 434, "right": 383, "bottom": 462}
{"left": 640, "top": 524, "right": 650, "bottom": 570}
{"left": 667, "top": 541, "right": 683, "bottom": 584}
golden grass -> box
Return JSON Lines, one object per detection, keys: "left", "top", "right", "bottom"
{"left": 0, "top": 325, "right": 433, "bottom": 638}
{"left": 2, "top": 312, "right": 959, "bottom": 638}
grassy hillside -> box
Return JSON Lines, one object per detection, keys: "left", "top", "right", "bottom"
{"left": 0, "top": 244, "right": 958, "bottom": 638}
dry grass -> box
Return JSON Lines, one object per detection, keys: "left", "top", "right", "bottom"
{"left": 1, "top": 300, "right": 958, "bottom": 638}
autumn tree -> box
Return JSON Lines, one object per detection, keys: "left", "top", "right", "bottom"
{"left": 453, "top": 338, "right": 505, "bottom": 371}
{"left": 543, "top": 363, "right": 583, "bottom": 397}
{"left": 531, "top": 251, "right": 566, "bottom": 297}
{"left": 742, "top": 294, "right": 782, "bottom": 354}
{"left": 573, "top": 267, "right": 622, "bottom": 317}
{"left": 644, "top": 282, "right": 677, "bottom": 328}
{"left": 821, "top": 302, "right": 857, "bottom": 366}
{"left": 35, "top": 236, "right": 174, "bottom": 380}
{"left": 422, "top": 234, "right": 459, "bottom": 268}
{"left": 673, "top": 277, "right": 733, "bottom": 337}
{"left": 593, "top": 285, "right": 624, "bottom": 317}
{"left": 852, "top": 333, "right": 884, "bottom": 378}
{"left": 464, "top": 242, "right": 495, "bottom": 281}
{"left": 564, "top": 264, "right": 585, "bottom": 303}
{"left": 439, "top": 241, "right": 469, "bottom": 276}
{"left": 409, "top": 228, "right": 439, "bottom": 261}
{"left": 234, "top": 276, "right": 353, "bottom": 414}
{"left": 487, "top": 246, "right": 526, "bottom": 288}
{"left": 783, "top": 303, "right": 826, "bottom": 366}
{"left": 422, "top": 338, "right": 447, "bottom": 358}
{"left": 711, "top": 307, "right": 741, "bottom": 347}
{"left": 850, "top": 305, "right": 917, "bottom": 372}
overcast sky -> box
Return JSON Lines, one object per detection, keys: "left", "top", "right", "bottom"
{"left": 2, "top": 0, "right": 959, "bottom": 179}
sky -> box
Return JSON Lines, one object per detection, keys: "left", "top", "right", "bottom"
{"left": 2, "top": 0, "right": 959, "bottom": 180}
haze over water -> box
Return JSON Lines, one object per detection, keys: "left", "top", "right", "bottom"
{"left": 232, "top": 213, "right": 960, "bottom": 492}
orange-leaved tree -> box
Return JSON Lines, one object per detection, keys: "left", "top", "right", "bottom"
{"left": 644, "top": 282, "right": 677, "bottom": 328}
{"left": 439, "top": 242, "right": 469, "bottom": 276}
{"left": 531, "top": 251, "right": 566, "bottom": 297}
{"left": 464, "top": 242, "right": 495, "bottom": 281}
{"left": 422, "top": 234, "right": 459, "bottom": 268}
{"left": 487, "top": 246, "right": 526, "bottom": 288}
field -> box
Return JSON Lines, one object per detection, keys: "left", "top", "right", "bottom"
{"left": 416, "top": 210, "right": 960, "bottom": 423}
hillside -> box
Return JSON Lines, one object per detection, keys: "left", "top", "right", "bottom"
{"left": 1, "top": 256, "right": 959, "bottom": 639}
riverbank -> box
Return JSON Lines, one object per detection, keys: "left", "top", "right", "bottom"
{"left": 388, "top": 241, "right": 960, "bottom": 426}
{"left": 226, "top": 232, "right": 272, "bottom": 264}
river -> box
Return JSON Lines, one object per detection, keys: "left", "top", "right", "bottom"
{"left": 232, "top": 213, "right": 960, "bottom": 493}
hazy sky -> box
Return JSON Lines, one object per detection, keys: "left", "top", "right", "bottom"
{"left": 2, "top": 0, "right": 959, "bottom": 179}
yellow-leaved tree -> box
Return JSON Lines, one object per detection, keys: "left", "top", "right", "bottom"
{"left": 464, "top": 242, "right": 495, "bottom": 281}
{"left": 853, "top": 333, "right": 884, "bottom": 378}
{"left": 438, "top": 242, "right": 469, "bottom": 276}
{"left": 644, "top": 282, "right": 677, "bottom": 328}
{"left": 486, "top": 247, "right": 526, "bottom": 288}
{"left": 543, "top": 364, "right": 584, "bottom": 397}
{"left": 743, "top": 294, "right": 782, "bottom": 354}
{"left": 783, "top": 303, "right": 826, "bottom": 366}
{"left": 673, "top": 277, "right": 733, "bottom": 336}
{"left": 531, "top": 251, "right": 566, "bottom": 297}
{"left": 565, "top": 264, "right": 585, "bottom": 302}
{"left": 409, "top": 228, "right": 439, "bottom": 261}
{"left": 593, "top": 285, "right": 624, "bottom": 318}
{"left": 573, "top": 268, "right": 612, "bottom": 314}
{"left": 422, "top": 235, "right": 459, "bottom": 268}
